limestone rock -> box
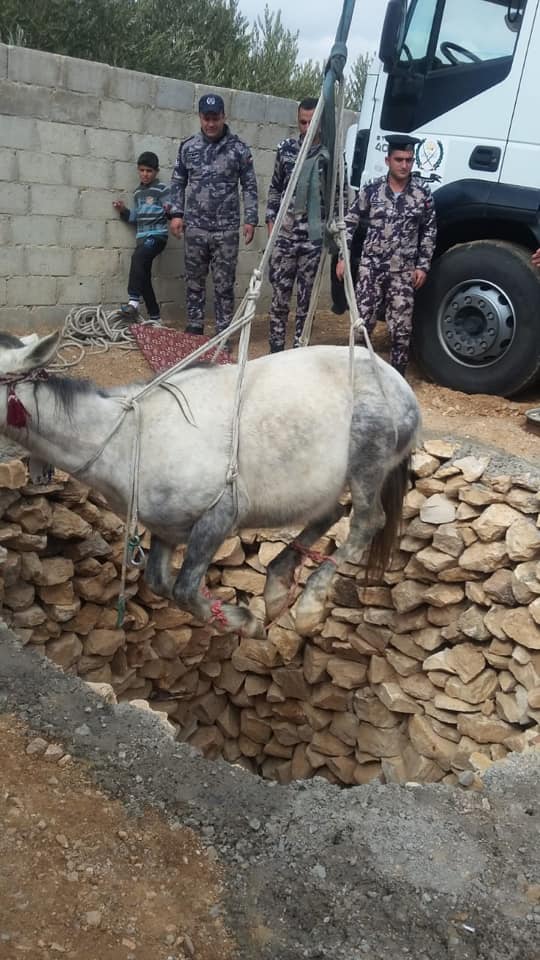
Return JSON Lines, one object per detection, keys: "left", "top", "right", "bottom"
{"left": 221, "top": 567, "right": 266, "bottom": 594}
{"left": 453, "top": 455, "right": 490, "bottom": 482}
{"left": 458, "top": 484, "right": 504, "bottom": 508}
{"left": 212, "top": 536, "right": 245, "bottom": 565}
{"left": 33, "top": 556, "right": 74, "bottom": 586}
{"left": 457, "top": 713, "right": 514, "bottom": 743}
{"left": 326, "top": 656, "right": 367, "bottom": 689}
{"left": 0, "top": 459, "right": 27, "bottom": 489}
{"left": 411, "top": 451, "right": 439, "bottom": 477}
{"left": 501, "top": 608, "right": 540, "bottom": 649}
{"left": 408, "top": 715, "right": 458, "bottom": 770}
{"left": 445, "top": 668, "right": 498, "bottom": 704}
{"left": 353, "top": 688, "right": 400, "bottom": 728}
{"left": 50, "top": 504, "right": 92, "bottom": 539}
{"left": 416, "top": 546, "right": 456, "bottom": 573}
{"left": 505, "top": 487, "right": 539, "bottom": 514}
{"left": 402, "top": 488, "right": 426, "bottom": 519}
{"left": 495, "top": 687, "right": 529, "bottom": 724}
{"left": 375, "top": 682, "right": 423, "bottom": 714}
{"left": 356, "top": 721, "right": 406, "bottom": 758}
{"left": 423, "top": 439, "right": 457, "bottom": 460}
{"left": 419, "top": 494, "right": 456, "bottom": 525}
{"left": 423, "top": 583, "right": 464, "bottom": 608}
{"left": 458, "top": 604, "right": 492, "bottom": 642}
{"left": 472, "top": 503, "right": 523, "bottom": 542}
{"left": 432, "top": 523, "right": 465, "bottom": 558}
{"left": 506, "top": 517, "right": 540, "bottom": 562}
{"left": 84, "top": 628, "right": 125, "bottom": 657}
{"left": 267, "top": 621, "right": 303, "bottom": 662}
{"left": 391, "top": 580, "right": 426, "bottom": 613}
{"left": 458, "top": 541, "right": 508, "bottom": 573}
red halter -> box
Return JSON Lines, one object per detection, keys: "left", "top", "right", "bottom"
{"left": 0, "top": 368, "right": 48, "bottom": 429}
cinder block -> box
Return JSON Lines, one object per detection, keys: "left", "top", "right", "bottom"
{"left": 231, "top": 91, "right": 268, "bottom": 124}
{"left": 30, "top": 184, "right": 79, "bottom": 217}
{"left": 0, "top": 114, "right": 36, "bottom": 149}
{"left": 80, "top": 188, "right": 118, "bottom": 220}
{"left": 69, "top": 156, "right": 112, "bottom": 189}
{"left": 155, "top": 77, "right": 196, "bottom": 112}
{"left": 130, "top": 137, "right": 178, "bottom": 174}
{"left": 106, "top": 220, "right": 136, "bottom": 249}
{"left": 8, "top": 46, "right": 62, "bottom": 87}
{"left": 255, "top": 148, "right": 279, "bottom": 179}
{"left": 111, "top": 160, "right": 135, "bottom": 191}
{"left": 0, "top": 278, "right": 6, "bottom": 305}
{"left": 265, "top": 95, "right": 298, "bottom": 126}
{"left": 0, "top": 148, "right": 16, "bottom": 180}
{"left": 0, "top": 44, "right": 8, "bottom": 78}
{"left": 7, "top": 275, "right": 57, "bottom": 306}
{"left": 0, "top": 215, "right": 11, "bottom": 244}
{"left": 161, "top": 300, "right": 184, "bottom": 326}
{"left": 257, "top": 123, "right": 293, "bottom": 151}
{"left": 57, "top": 276, "right": 101, "bottom": 305}
{"left": 229, "top": 120, "right": 258, "bottom": 149}
{"left": 86, "top": 128, "right": 132, "bottom": 161}
{"left": 59, "top": 218, "right": 106, "bottom": 248}
{"left": 26, "top": 246, "right": 73, "bottom": 277}
{"left": 62, "top": 56, "right": 111, "bottom": 97}
{"left": 74, "top": 248, "right": 120, "bottom": 277}
{"left": 99, "top": 99, "right": 144, "bottom": 134}
{"left": 50, "top": 89, "right": 100, "bottom": 126}
{"left": 144, "top": 107, "right": 187, "bottom": 140}
{"left": 0, "top": 79, "right": 53, "bottom": 120}
{"left": 11, "top": 215, "right": 59, "bottom": 246}
{"left": 149, "top": 276, "right": 182, "bottom": 301}
{"left": 155, "top": 249, "right": 181, "bottom": 278}
{"left": 0, "top": 182, "right": 28, "bottom": 214}
{"left": 18, "top": 151, "right": 67, "bottom": 185}
{"left": 36, "top": 120, "right": 86, "bottom": 157}
{"left": 0, "top": 246, "right": 25, "bottom": 277}
{"left": 111, "top": 67, "right": 156, "bottom": 106}
{"left": 29, "top": 305, "right": 69, "bottom": 331}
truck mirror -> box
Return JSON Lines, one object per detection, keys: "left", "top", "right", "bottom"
{"left": 379, "top": 0, "right": 407, "bottom": 71}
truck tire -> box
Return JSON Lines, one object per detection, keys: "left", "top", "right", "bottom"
{"left": 413, "top": 240, "right": 540, "bottom": 396}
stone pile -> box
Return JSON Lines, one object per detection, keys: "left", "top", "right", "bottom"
{"left": 0, "top": 440, "right": 539, "bottom": 787}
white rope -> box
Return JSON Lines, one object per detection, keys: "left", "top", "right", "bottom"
{"left": 49, "top": 305, "right": 141, "bottom": 371}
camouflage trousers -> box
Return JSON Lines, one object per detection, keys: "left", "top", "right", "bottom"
{"left": 355, "top": 264, "right": 415, "bottom": 369}
{"left": 184, "top": 226, "right": 239, "bottom": 334}
{"left": 268, "top": 232, "right": 322, "bottom": 350}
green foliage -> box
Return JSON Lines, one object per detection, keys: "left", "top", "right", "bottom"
{"left": 0, "top": 0, "right": 370, "bottom": 107}
{"left": 344, "top": 51, "right": 373, "bottom": 109}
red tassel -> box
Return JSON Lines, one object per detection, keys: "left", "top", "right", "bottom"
{"left": 7, "top": 386, "right": 30, "bottom": 428}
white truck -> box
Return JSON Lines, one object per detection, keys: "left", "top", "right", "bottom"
{"left": 345, "top": 0, "right": 540, "bottom": 396}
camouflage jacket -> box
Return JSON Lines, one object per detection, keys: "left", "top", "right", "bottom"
{"left": 265, "top": 136, "right": 345, "bottom": 238}
{"left": 345, "top": 174, "right": 436, "bottom": 272}
{"left": 169, "top": 126, "right": 258, "bottom": 231}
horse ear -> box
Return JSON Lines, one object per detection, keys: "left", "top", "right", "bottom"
{"left": 0, "top": 330, "right": 62, "bottom": 375}
{"left": 24, "top": 330, "right": 62, "bottom": 370}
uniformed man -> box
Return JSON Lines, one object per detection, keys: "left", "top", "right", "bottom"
{"left": 266, "top": 97, "right": 328, "bottom": 353}
{"left": 169, "top": 93, "right": 259, "bottom": 338}
{"left": 336, "top": 134, "right": 436, "bottom": 376}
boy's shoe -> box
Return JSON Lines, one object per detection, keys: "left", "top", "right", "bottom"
{"left": 119, "top": 303, "right": 140, "bottom": 320}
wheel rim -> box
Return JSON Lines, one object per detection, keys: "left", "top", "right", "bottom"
{"left": 437, "top": 279, "right": 515, "bottom": 366}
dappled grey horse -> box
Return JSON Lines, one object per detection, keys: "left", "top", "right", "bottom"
{"left": 0, "top": 331, "right": 420, "bottom": 636}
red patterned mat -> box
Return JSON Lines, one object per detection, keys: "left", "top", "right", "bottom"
{"left": 131, "top": 324, "right": 233, "bottom": 374}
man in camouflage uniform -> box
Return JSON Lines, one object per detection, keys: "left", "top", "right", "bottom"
{"left": 169, "top": 93, "right": 258, "bottom": 337}
{"left": 266, "top": 97, "right": 329, "bottom": 353}
{"left": 337, "top": 134, "right": 436, "bottom": 376}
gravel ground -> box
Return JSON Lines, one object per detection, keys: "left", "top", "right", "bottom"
{"left": 1, "top": 629, "right": 539, "bottom": 960}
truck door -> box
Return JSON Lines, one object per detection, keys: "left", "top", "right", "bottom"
{"left": 503, "top": 2, "right": 540, "bottom": 187}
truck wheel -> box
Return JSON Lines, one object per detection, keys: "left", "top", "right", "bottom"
{"left": 413, "top": 240, "right": 540, "bottom": 396}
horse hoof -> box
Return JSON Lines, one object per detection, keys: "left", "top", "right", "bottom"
{"left": 293, "top": 599, "right": 326, "bottom": 637}
{"left": 264, "top": 581, "right": 291, "bottom": 622}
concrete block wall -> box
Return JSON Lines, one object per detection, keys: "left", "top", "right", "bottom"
{"left": 0, "top": 43, "right": 357, "bottom": 333}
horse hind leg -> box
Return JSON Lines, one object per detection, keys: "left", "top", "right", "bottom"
{"left": 171, "top": 487, "right": 265, "bottom": 639}
{"left": 264, "top": 502, "right": 345, "bottom": 622}
{"left": 144, "top": 535, "right": 176, "bottom": 598}
{"left": 294, "top": 454, "right": 408, "bottom": 635}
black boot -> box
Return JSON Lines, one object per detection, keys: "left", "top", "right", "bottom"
{"left": 394, "top": 363, "right": 407, "bottom": 378}
{"left": 270, "top": 343, "right": 284, "bottom": 354}
{"left": 185, "top": 323, "right": 204, "bottom": 335}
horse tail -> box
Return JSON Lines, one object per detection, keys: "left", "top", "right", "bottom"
{"left": 364, "top": 453, "right": 411, "bottom": 583}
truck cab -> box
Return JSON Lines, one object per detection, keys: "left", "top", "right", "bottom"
{"left": 347, "top": 0, "right": 540, "bottom": 396}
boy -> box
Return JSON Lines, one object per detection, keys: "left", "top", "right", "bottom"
{"left": 113, "top": 151, "right": 169, "bottom": 325}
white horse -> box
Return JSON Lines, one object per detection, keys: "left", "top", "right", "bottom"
{"left": 0, "top": 331, "right": 420, "bottom": 636}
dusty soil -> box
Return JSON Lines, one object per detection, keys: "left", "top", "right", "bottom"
{"left": 1, "top": 311, "right": 539, "bottom": 959}
{"left": 62, "top": 311, "right": 540, "bottom": 464}
{"left": 0, "top": 715, "right": 235, "bottom": 960}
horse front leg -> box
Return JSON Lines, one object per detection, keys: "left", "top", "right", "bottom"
{"left": 264, "top": 502, "right": 345, "bottom": 622}
{"left": 171, "top": 489, "right": 265, "bottom": 639}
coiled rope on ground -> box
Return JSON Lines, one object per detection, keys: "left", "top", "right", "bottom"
{"left": 49, "top": 305, "right": 140, "bottom": 371}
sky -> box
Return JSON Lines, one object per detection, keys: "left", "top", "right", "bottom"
{"left": 236, "top": 0, "right": 388, "bottom": 66}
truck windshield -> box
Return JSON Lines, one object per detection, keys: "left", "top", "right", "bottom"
{"left": 400, "top": 0, "right": 524, "bottom": 68}
{"left": 381, "top": 0, "right": 526, "bottom": 130}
